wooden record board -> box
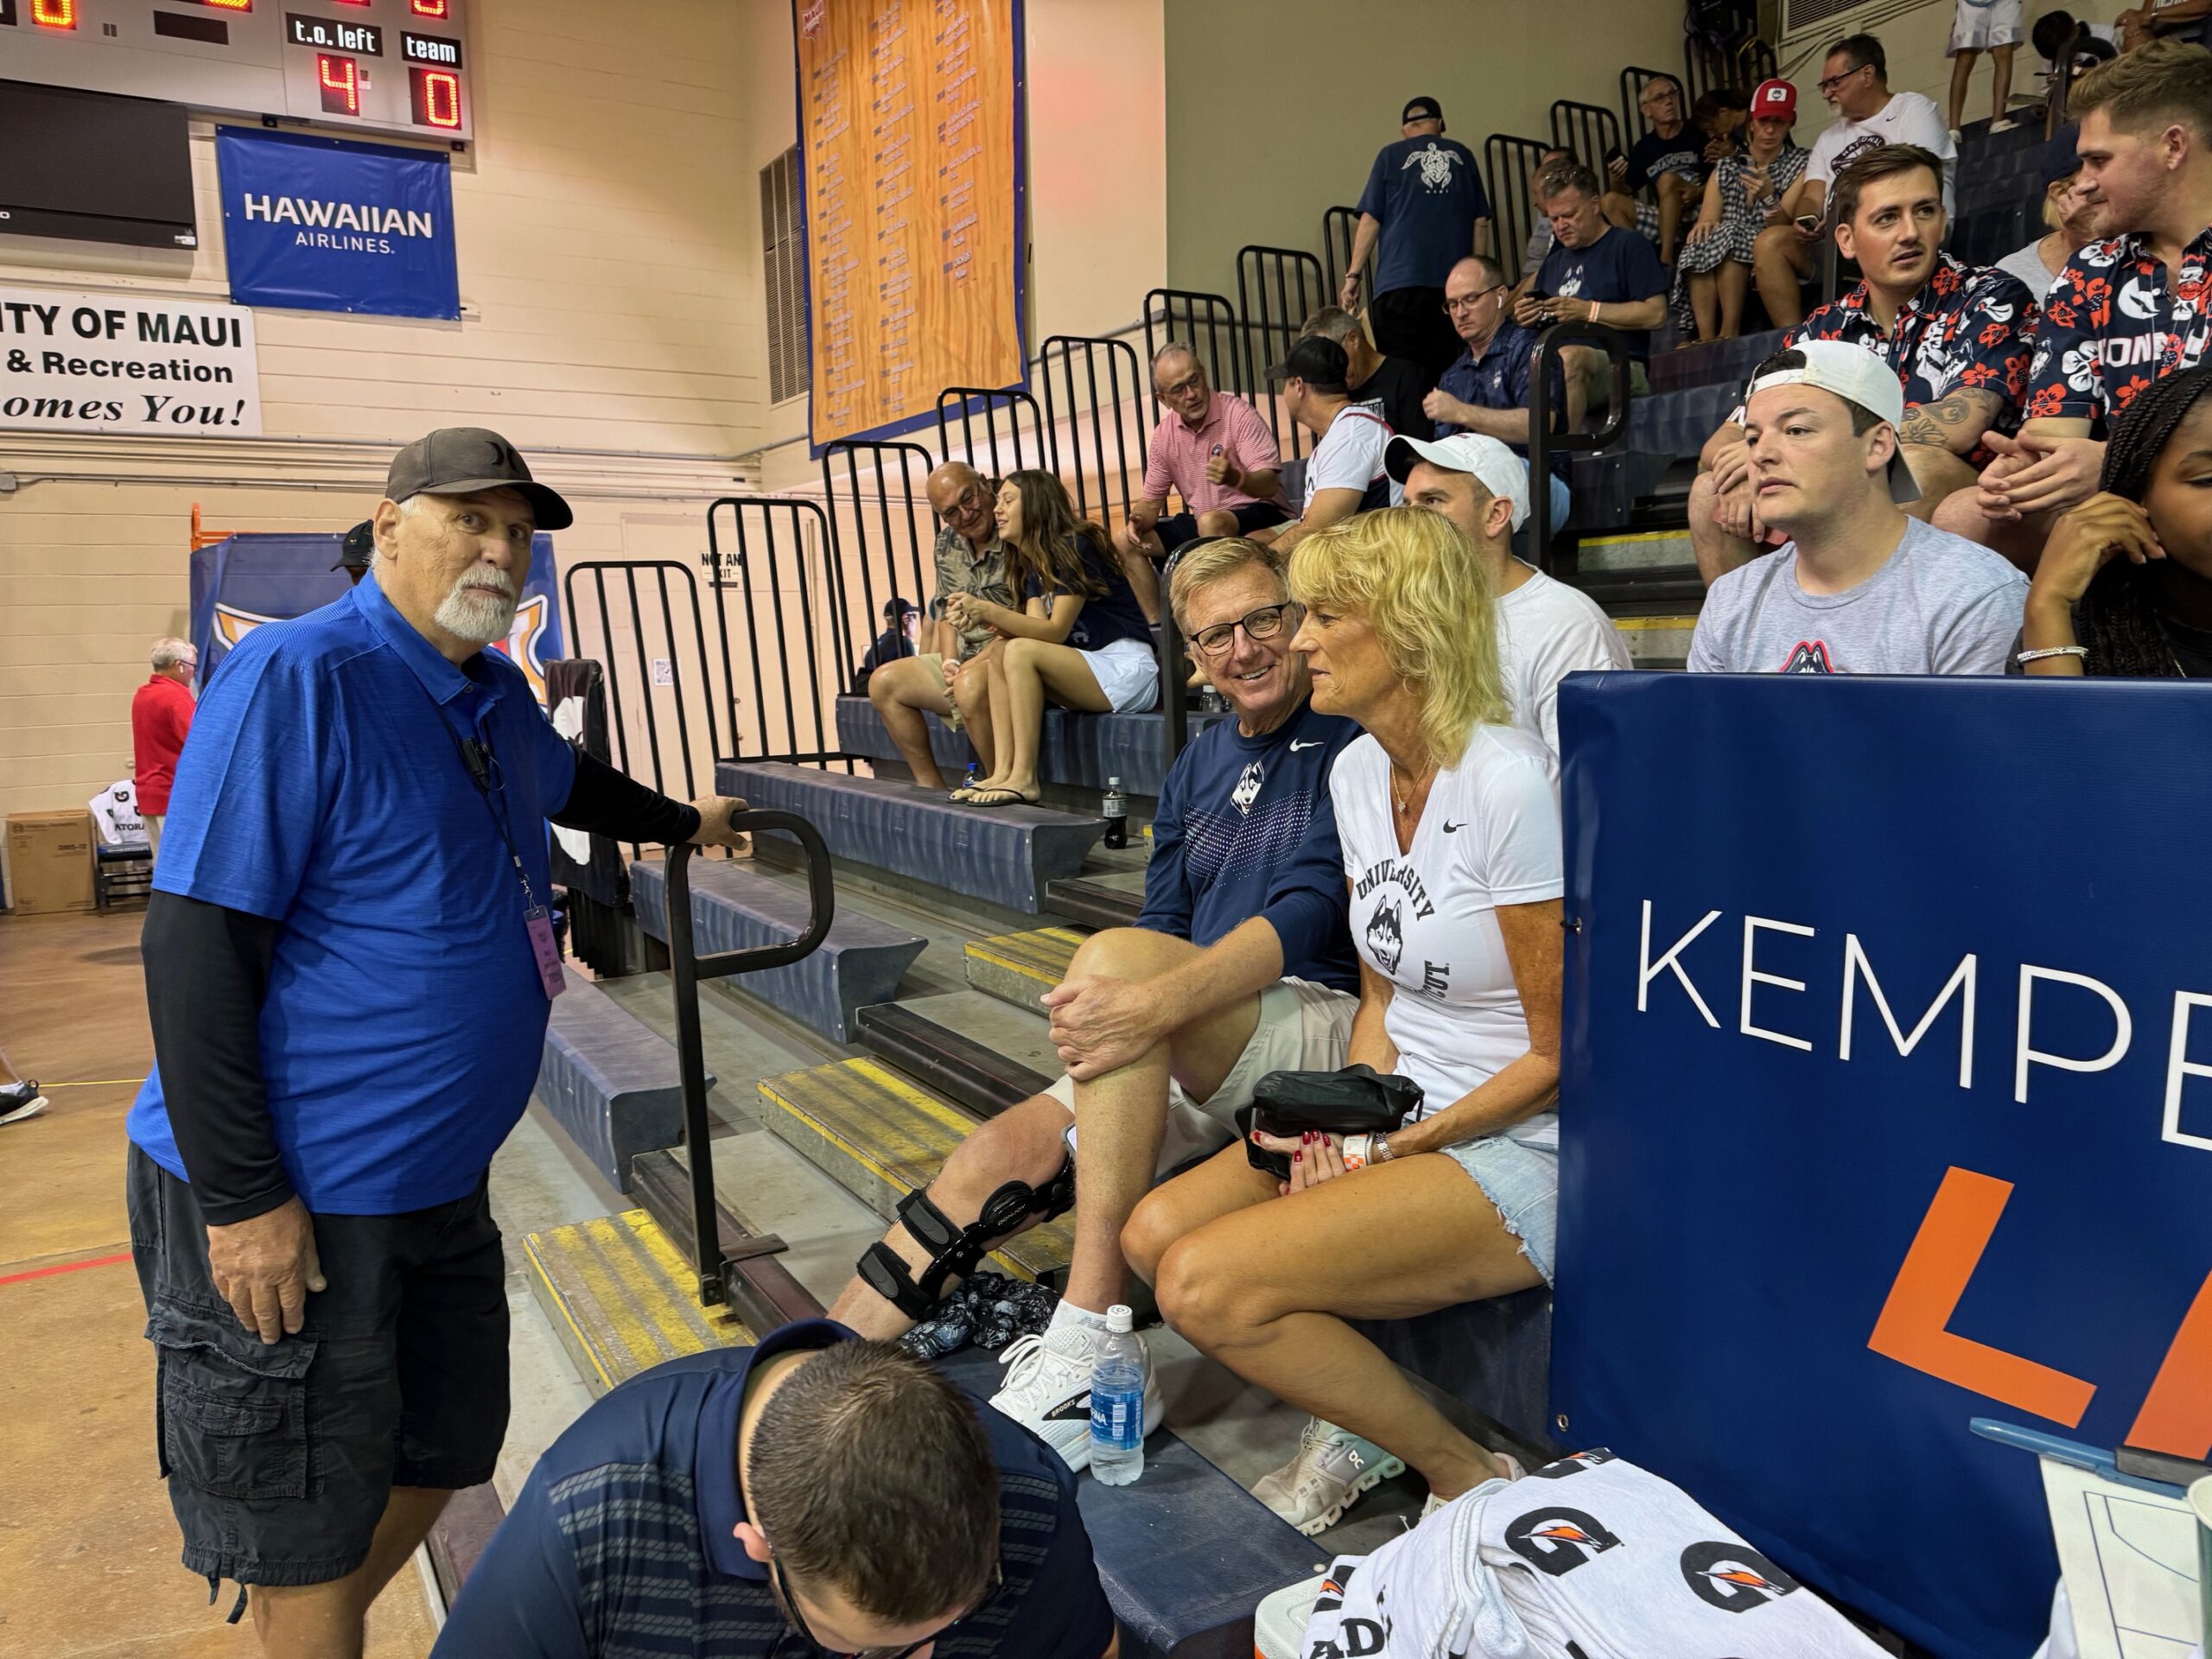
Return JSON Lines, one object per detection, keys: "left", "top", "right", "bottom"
{"left": 796, "top": 0, "right": 1025, "bottom": 453}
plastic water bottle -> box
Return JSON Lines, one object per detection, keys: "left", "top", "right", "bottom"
{"left": 1200, "top": 683, "right": 1225, "bottom": 715}
{"left": 1102, "top": 777, "right": 1128, "bottom": 849}
{"left": 1089, "top": 1305, "right": 1147, "bottom": 1485}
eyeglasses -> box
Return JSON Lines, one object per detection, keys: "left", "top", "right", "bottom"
{"left": 1443, "top": 285, "right": 1506, "bottom": 315}
{"left": 1189, "top": 601, "right": 1301, "bottom": 658}
{"left": 1815, "top": 62, "right": 1869, "bottom": 93}
{"left": 768, "top": 1554, "right": 1001, "bottom": 1659}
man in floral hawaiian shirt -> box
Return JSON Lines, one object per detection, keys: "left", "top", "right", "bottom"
{"left": 1689, "top": 144, "right": 2036, "bottom": 582}
{"left": 1936, "top": 40, "right": 2212, "bottom": 567}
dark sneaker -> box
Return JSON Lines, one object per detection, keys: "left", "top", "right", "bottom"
{"left": 0, "top": 1081, "right": 48, "bottom": 1124}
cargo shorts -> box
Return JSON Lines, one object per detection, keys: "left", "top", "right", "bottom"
{"left": 126, "top": 1146, "right": 510, "bottom": 1592}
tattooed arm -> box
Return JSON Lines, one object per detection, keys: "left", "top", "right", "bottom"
{"left": 1897, "top": 387, "right": 2006, "bottom": 459}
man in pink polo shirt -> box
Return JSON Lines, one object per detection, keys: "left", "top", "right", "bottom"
{"left": 1117, "top": 344, "right": 1287, "bottom": 613}
{"left": 132, "top": 635, "right": 198, "bottom": 860}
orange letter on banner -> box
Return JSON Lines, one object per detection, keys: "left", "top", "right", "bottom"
{"left": 2125, "top": 1268, "right": 2212, "bottom": 1459}
{"left": 1868, "top": 1167, "right": 2098, "bottom": 1426}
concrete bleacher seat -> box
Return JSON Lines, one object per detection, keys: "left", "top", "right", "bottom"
{"left": 1648, "top": 328, "right": 1788, "bottom": 397}
{"left": 535, "top": 965, "right": 707, "bottom": 1192}
{"left": 721, "top": 760, "right": 1107, "bottom": 913}
{"left": 629, "top": 856, "right": 926, "bottom": 1043}
{"left": 836, "top": 696, "right": 1233, "bottom": 799}
{"left": 936, "top": 1343, "right": 1317, "bottom": 1659}
{"left": 1626, "top": 382, "right": 1744, "bottom": 462}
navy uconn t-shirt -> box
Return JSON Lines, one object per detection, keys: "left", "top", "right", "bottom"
{"left": 1357, "top": 136, "right": 1492, "bottom": 296}
{"left": 1535, "top": 224, "right": 1670, "bottom": 362}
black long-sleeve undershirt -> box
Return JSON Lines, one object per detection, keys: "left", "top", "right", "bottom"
{"left": 143, "top": 753, "right": 702, "bottom": 1223}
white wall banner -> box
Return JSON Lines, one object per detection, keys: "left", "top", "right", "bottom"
{"left": 0, "top": 286, "right": 264, "bottom": 435}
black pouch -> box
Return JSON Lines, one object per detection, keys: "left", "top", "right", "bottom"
{"left": 1236, "top": 1065, "right": 1423, "bottom": 1180}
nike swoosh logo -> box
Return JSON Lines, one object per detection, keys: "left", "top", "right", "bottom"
{"left": 1442, "top": 820, "right": 1462, "bottom": 833}
{"left": 1046, "top": 1394, "right": 1092, "bottom": 1421}
{"left": 1289, "top": 740, "right": 1323, "bottom": 751}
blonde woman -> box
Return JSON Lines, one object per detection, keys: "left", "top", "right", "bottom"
{"left": 1122, "top": 506, "right": 1564, "bottom": 1533}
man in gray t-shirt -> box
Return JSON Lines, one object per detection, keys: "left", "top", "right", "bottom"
{"left": 1689, "top": 340, "right": 2027, "bottom": 676}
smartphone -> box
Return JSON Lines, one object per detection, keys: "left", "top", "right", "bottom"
{"left": 1603, "top": 144, "right": 1627, "bottom": 173}
{"left": 1794, "top": 213, "right": 1822, "bottom": 232}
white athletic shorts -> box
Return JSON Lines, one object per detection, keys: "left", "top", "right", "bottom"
{"left": 1049, "top": 976, "right": 1358, "bottom": 1175}
{"left": 1078, "top": 636, "right": 1161, "bottom": 714}
{"left": 1948, "top": 0, "right": 2023, "bottom": 53}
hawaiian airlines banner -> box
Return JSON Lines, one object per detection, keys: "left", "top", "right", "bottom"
{"left": 1553, "top": 673, "right": 2209, "bottom": 1659}
{"left": 795, "top": 0, "right": 1026, "bottom": 453}
{"left": 216, "top": 127, "right": 461, "bottom": 320}
{"left": 189, "top": 533, "right": 563, "bottom": 709}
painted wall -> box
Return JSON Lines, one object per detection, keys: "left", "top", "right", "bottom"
{"left": 1163, "top": 0, "right": 1708, "bottom": 295}
{"left": 0, "top": 0, "right": 769, "bottom": 828}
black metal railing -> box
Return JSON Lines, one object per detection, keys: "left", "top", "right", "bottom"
{"left": 1142, "top": 287, "right": 1247, "bottom": 423}
{"left": 1235, "top": 245, "right": 1325, "bottom": 461}
{"left": 701, "top": 496, "right": 849, "bottom": 766}
{"left": 1526, "top": 320, "right": 1630, "bottom": 569}
{"left": 664, "top": 811, "right": 833, "bottom": 1310}
{"left": 820, "top": 437, "right": 939, "bottom": 676}
{"left": 560, "top": 560, "right": 726, "bottom": 860}
{"left": 1484, "top": 133, "right": 1557, "bottom": 286}
{"left": 936, "top": 385, "right": 1051, "bottom": 476}
{"left": 1322, "top": 205, "right": 1367, "bottom": 311}
{"left": 1036, "top": 334, "right": 1147, "bottom": 535}
{"left": 1551, "top": 100, "right": 1622, "bottom": 187}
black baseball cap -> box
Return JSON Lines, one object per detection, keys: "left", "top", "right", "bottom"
{"left": 2040, "top": 124, "right": 2082, "bottom": 188}
{"left": 384, "top": 427, "right": 573, "bottom": 531}
{"left": 334, "top": 519, "right": 375, "bottom": 570}
{"left": 883, "top": 595, "right": 918, "bottom": 620}
{"left": 1267, "top": 336, "right": 1351, "bottom": 393}
{"left": 1402, "top": 96, "right": 1443, "bottom": 124}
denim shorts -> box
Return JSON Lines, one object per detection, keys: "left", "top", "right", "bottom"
{"left": 126, "top": 1147, "right": 510, "bottom": 1591}
{"left": 1442, "top": 1116, "right": 1560, "bottom": 1285}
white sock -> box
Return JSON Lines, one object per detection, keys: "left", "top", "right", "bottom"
{"left": 1050, "top": 1300, "right": 1110, "bottom": 1338}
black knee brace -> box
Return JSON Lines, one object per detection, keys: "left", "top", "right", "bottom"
{"left": 855, "top": 1157, "right": 1077, "bottom": 1322}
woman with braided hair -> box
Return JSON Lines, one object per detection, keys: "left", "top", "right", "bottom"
{"left": 2017, "top": 364, "right": 2212, "bottom": 677}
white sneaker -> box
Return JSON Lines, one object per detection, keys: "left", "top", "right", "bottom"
{"left": 988, "top": 1322, "right": 1163, "bottom": 1472}
{"left": 1991, "top": 117, "right": 2020, "bottom": 134}
{"left": 1254, "top": 1417, "right": 1407, "bottom": 1535}
{"left": 0, "top": 1082, "right": 48, "bottom": 1125}
{"left": 1414, "top": 1452, "right": 1529, "bottom": 1522}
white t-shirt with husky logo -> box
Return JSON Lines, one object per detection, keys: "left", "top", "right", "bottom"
{"left": 1332, "top": 724, "right": 1560, "bottom": 1140}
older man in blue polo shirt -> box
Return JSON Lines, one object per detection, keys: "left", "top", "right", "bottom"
{"left": 126, "top": 427, "right": 747, "bottom": 1656}
{"left": 434, "top": 1320, "right": 1117, "bottom": 1657}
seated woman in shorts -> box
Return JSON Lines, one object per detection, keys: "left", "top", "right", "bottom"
{"left": 945, "top": 468, "right": 1160, "bottom": 807}
{"left": 1675, "top": 82, "right": 1808, "bottom": 342}
{"left": 2016, "top": 364, "right": 2212, "bottom": 677}
{"left": 1122, "top": 505, "right": 1563, "bottom": 1529}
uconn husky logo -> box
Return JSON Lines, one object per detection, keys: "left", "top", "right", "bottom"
{"left": 1232, "top": 760, "right": 1264, "bottom": 816}
{"left": 1366, "top": 896, "right": 1405, "bottom": 976}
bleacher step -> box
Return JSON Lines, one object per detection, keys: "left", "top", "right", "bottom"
{"left": 1611, "top": 614, "right": 1700, "bottom": 671}
{"left": 626, "top": 1147, "right": 825, "bottom": 1334}
{"left": 723, "top": 760, "right": 1107, "bottom": 914}
{"left": 1046, "top": 874, "right": 1146, "bottom": 930}
{"left": 629, "top": 855, "right": 927, "bottom": 1042}
{"left": 754, "top": 1058, "right": 1072, "bottom": 1284}
{"left": 535, "top": 964, "right": 706, "bottom": 1193}
{"left": 855, "top": 1001, "right": 1055, "bottom": 1117}
{"left": 523, "top": 1209, "right": 758, "bottom": 1397}
{"left": 837, "top": 695, "right": 1235, "bottom": 798}
{"left": 965, "top": 925, "right": 1084, "bottom": 1009}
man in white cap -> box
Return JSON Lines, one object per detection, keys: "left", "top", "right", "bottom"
{"left": 1688, "top": 341, "right": 2027, "bottom": 675}
{"left": 1387, "top": 433, "right": 1628, "bottom": 758}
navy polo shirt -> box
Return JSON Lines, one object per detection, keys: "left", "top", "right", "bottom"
{"left": 1434, "top": 321, "right": 1573, "bottom": 483}
{"left": 1535, "top": 224, "right": 1671, "bottom": 362}
{"left": 126, "top": 573, "right": 577, "bottom": 1214}
{"left": 432, "top": 1320, "right": 1115, "bottom": 1659}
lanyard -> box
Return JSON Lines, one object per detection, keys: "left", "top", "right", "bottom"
{"left": 445, "top": 721, "right": 543, "bottom": 915}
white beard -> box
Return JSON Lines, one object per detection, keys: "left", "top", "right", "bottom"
{"left": 435, "top": 569, "right": 519, "bottom": 644}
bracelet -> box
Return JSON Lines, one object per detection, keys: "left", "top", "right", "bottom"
{"left": 1589, "top": 301, "right": 1603, "bottom": 325}
{"left": 1343, "top": 1133, "right": 1398, "bottom": 1169}
{"left": 2015, "top": 645, "right": 2088, "bottom": 664}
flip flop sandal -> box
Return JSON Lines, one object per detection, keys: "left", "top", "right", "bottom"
{"left": 964, "top": 786, "right": 1037, "bottom": 809}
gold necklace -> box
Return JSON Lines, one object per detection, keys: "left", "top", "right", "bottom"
{"left": 1391, "top": 760, "right": 1435, "bottom": 817}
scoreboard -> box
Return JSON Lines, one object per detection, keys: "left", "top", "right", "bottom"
{"left": 0, "top": 0, "right": 474, "bottom": 141}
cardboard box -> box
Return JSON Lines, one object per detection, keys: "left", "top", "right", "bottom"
{"left": 6, "top": 810, "right": 97, "bottom": 914}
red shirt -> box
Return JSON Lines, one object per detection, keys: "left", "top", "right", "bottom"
{"left": 131, "top": 673, "right": 196, "bottom": 816}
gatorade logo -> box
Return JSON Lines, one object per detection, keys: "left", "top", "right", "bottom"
{"left": 1680, "top": 1541, "right": 1802, "bottom": 1611}
{"left": 1528, "top": 1449, "right": 1618, "bottom": 1480}
{"left": 1503, "top": 1506, "right": 1623, "bottom": 1576}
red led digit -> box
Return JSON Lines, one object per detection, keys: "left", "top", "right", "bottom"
{"left": 410, "top": 0, "right": 450, "bottom": 15}
{"left": 317, "top": 54, "right": 362, "bottom": 117}
{"left": 410, "top": 67, "right": 463, "bottom": 129}
{"left": 30, "top": 0, "right": 78, "bottom": 28}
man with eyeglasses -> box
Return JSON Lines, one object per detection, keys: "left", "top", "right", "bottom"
{"left": 1757, "top": 32, "right": 1955, "bottom": 327}
{"left": 434, "top": 1320, "right": 1118, "bottom": 1657}
{"left": 823, "top": 538, "right": 1361, "bottom": 1471}
{"left": 1424, "top": 255, "right": 1577, "bottom": 554}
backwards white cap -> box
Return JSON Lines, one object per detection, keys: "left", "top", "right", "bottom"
{"left": 1384, "top": 431, "right": 1535, "bottom": 531}
{"left": 1742, "top": 339, "right": 1920, "bottom": 503}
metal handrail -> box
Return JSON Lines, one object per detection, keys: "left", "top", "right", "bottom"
{"left": 1526, "top": 320, "right": 1631, "bottom": 571}
{"left": 665, "top": 807, "right": 835, "bottom": 1306}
